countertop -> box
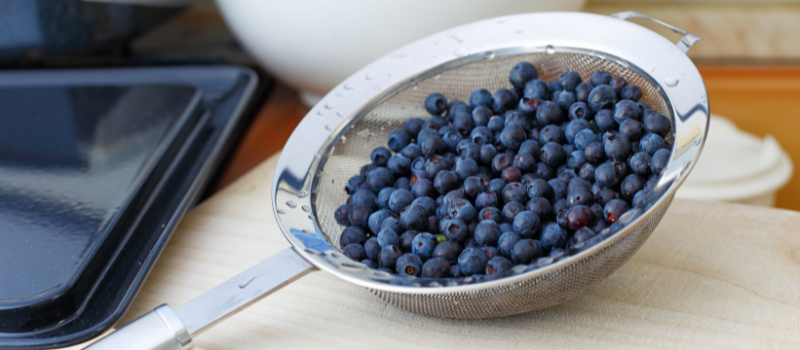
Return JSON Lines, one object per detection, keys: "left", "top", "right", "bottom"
{"left": 71, "top": 153, "right": 800, "bottom": 349}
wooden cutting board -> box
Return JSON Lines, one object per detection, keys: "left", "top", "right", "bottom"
{"left": 73, "top": 153, "right": 800, "bottom": 349}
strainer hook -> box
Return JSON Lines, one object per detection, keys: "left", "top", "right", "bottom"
{"left": 610, "top": 11, "right": 702, "bottom": 54}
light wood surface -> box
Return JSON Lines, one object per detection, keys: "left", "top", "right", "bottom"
{"left": 68, "top": 152, "right": 800, "bottom": 349}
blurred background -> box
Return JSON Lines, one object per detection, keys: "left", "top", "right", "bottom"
{"left": 3, "top": 0, "right": 800, "bottom": 210}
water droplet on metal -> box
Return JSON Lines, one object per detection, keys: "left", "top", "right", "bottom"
{"left": 277, "top": 209, "right": 286, "bottom": 214}
{"left": 496, "top": 17, "right": 507, "bottom": 24}
{"left": 286, "top": 200, "right": 297, "bottom": 208}
{"left": 336, "top": 111, "right": 343, "bottom": 117}
{"left": 302, "top": 229, "right": 313, "bottom": 234}
{"left": 700, "top": 94, "right": 708, "bottom": 103}
{"left": 304, "top": 248, "right": 321, "bottom": 255}
{"left": 514, "top": 27, "right": 524, "bottom": 34}
{"left": 512, "top": 265, "right": 527, "bottom": 274}
{"left": 316, "top": 110, "right": 323, "bottom": 116}
{"left": 324, "top": 125, "right": 332, "bottom": 131}
{"left": 324, "top": 103, "right": 334, "bottom": 109}
{"left": 447, "top": 31, "right": 464, "bottom": 43}
{"left": 412, "top": 85, "right": 418, "bottom": 91}
{"left": 365, "top": 73, "right": 373, "bottom": 80}
{"left": 453, "top": 47, "right": 467, "bottom": 57}
{"left": 340, "top": 136, "right": 347, "bottom": 144}
{"left": 343, "top": 83, "right": 355, "bottom": 90}
{"left": 484, "top": 51, "right": 495, "bottom": 60}
{"left": 434, "top": 74, "right": 441, "bottom": 80}
{"left": 302, "top": 205, "right": 311, "bottom": 212}
{"left": 665, "top": 78, "right": 679, "bottom": 87}
{"left": 545, "top": 45, "right": 555, "bottom": 54}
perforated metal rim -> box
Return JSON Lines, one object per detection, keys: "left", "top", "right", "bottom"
{"left": 272, "top": 12, "right": 709, "bottom": 316}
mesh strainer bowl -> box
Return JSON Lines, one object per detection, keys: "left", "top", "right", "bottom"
{"left": 85, "top": 12, "right": 709, "bottom": 350}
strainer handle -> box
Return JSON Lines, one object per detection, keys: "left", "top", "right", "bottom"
{"left": 610, "top": 11, "right": 702, "bottom": 54}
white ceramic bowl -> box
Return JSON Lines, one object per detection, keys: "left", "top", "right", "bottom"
{"left": 214, "top": 0, "right": 586, "bottom": 106}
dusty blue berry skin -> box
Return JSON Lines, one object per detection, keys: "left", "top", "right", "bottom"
{"left": 649, "top": 148, "right": 670, "bottom": 177}
{"left": 399, "top": 230, "right": 419, "bottom": 252}
{"left": 540, "top": 223, "right": 568, "bottom": 251}
{"left": 404, "top": 118, "right": 425, "bottom": 139}
{"left": 492, "top": 89, "right": 518, "bottom": 114}
{"left": 379, "top": 245, "right": 402, "bottom": 269}
{"left": 539, "top": 142, "right": 566, "bottom": 167}
{"left": 469, "top": 88, "right": 493, "bottom": 108}
{"left": 595, "top": 161, "right": 626, "bottom": 188}
{"left": 620, "top": 174, "right": 645, "bottom": 200}
{"left": 364, "top": 237, "right": 381, "bottom": 261}
{"left": 512, "top": 211, "right": 541, "bottom": 239}
{"left": 399, "top": 204, "right": 428, "bottom": 231}
{"left": 556, "top": 90, "right": 577, "bottom": 111}
{"left": 334, "top": 204, "right": 352, "bottom": 226}
{"left": 621, "top": 85, "right": 643, "bottom": 101}
{"left": 534, "top": 162, "right": 555, "bottom": 181}
{"left": 478, "top": 207, "right": 504, "bottom": 224}
{"left": 502, "top": 182, "right": 528, "bottom": 204}
{"left": 511, "top": 239, "right": 542, "bottom": 264}
{"left": 351, "top": 189, "right": 377, "bottom": 210}
{"left": 573, "top": 129, "right": 599, "bottom": 150}
{"left": 411, "top": 232, "right": 439, "bottom": 260}
{"left": 422, "top": 257, "right": 450, "bottom": 278}
{"left": 443, "top": 218, "right": 469, "bottom": 242}
{"left": 567, "top": 186, "right": 594, "bottom": 207}
{"left": 472, "top": 105, "right": 493, "bottom": 127}
{"left": 524, "top": 79, "right": 550, "bottom": 100}
{"left": 587, "top": 84, "right": 617, "bottom": 112}
{"left": 497, "top": 232, "right": 521, "bottom": 258}
{"left": 509, "top": 62, "right": 538, "bottom": 89}
{"left": 536, "top": 100, "right": 563, "bottom": 126}
{"left": 343, "top": 243, "right": 367, "bottom": 261}
{"left": 619, "top": 119, "right": 644, "bottom": 142}
{"left": 575, "top": 83, "right": 594, "bottom": 104}
{"left": 366, "top": 167, "right": 394, "bottom": 193}
{"left": 425, "top": 93, "right": 448, "bottom": 115}
{"left": 348, "top": 205, "right": 372, "bottom": 228}
{"left": 558, "top": 71, "right": 582, "bottom": 91}
{"left": 388, "top": 189, "right": 414, "bottom": 213}
{"left": 411, "top": 196, "right": 437, "bottom": 216}
{"left": 527, "top": 179, "right": 554, "bottom": 201}
{"left": 361, "top": 259, "right": 378, "bottom": 269}
{"left": 613, "top": 100, "right": 640, "bottom": 124}
{"left": 447, "top": 198, "right": 477, "bottom": 222}
{"left": 538, "top": 124, "right": 565, "bottom": 145}
{"left": 643, "top": 110, "right": 671, "bottom": 137}
{"left": 388, "top": 129, "right": 411, "bottom": 152}
{"left": 458, "top": 247, "right": 489, "bottom": 276}
{"left": 474, "top": 220, "right": 503, "bottom": 246}
{"left": 371, "top": 147, "right": 392, "bottom": 167}
{"left": 603, "top": 133, "right": 632, "bottom": 161}
{"left": 433, "top": 240, "right": 462, "bottom": 263}
{"left": 609, "top": 76, "right": 628, "bottom": 95}
{"left": 470, "top": 126, "right": 494, "bottom": 146}
{"left": 604, "top": 199, "right": 629, "bottom": 223}
{"left": 502, "top": 201, "right": 526, "bottom": 222}
{"left": 548, "top": 179, "right": 568, "bottom": 200}
{"left": 590, "top": 70, "right": 612, "bottom": 86}
{"left": 594, "top": 109, "right": 618, "bottom": 133}
{"left": 377, "top": 228, "right": 400, "bottom": 248}
{"left": 513, "top": 153, "right": 536, "bottom": 173}
{"left": 485, "top": 256, "right": 514, "bottom": 275}
{"left": 433, "top": 170, "right": 459, "bottom": 194}
{"left": 480, "top": 246, "right": 499, "bottom": 260}
{"left": 368, "top": 209, "right": 393, "bottom": 235}
{"left": 567, "top": 150, "right": 587, "bottom": 170}
{"left": 639, "top": 132, "right": 667, "bottom": 156}
{"left": 396, "top": 253, "right": 423, "bottom": 276}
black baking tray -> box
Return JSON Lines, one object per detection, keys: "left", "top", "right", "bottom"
{"left": 0, "top": 66, "right": 261, "bottom": 349}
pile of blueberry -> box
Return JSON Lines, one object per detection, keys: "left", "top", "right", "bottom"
{"left": 333, "top": 62, "right": 671, "bottom": 283}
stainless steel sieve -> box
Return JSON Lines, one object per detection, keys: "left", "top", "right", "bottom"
{"left": 84, "top": 11, "right": 709, "bottom": 350}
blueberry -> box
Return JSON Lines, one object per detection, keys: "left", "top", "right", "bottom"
{"left": 518, "top": 97, "right": 541, "bottom": 117}
{"left": 573, "top": 129, "right": 599, "bottom": 150}
{"left": 594, "top": 109, "right": 618, "bottom": 133}
{"left": 526, "top": 197, "right": 551, "bottom": 222}
{"left": 511, "top": 239, "right": 542, "bottom": 264}
{"left": 411, "top": 196, "right": 436, "bottom": 216}
{"left": 379, "top": 245, "right": 402, "bottom": 269}
{"left": 548, "top": 179, "right": 568, "bottom": 200}
{"left": 596, "top": 188, "right": 617, "bottom": 206}
{"left": 639, "top": 132, "right": 666, "bottom": 156}
{"left": 619, "top": 119, "right": 644, "bottom": 141}
{"left": 388, "top": 129, "right": 411, "bottom": 152}
{"left": 587, "top": 85, "right": 617, "bottom": 112}
{"left": 371, "top": 147, "right": 392, "bottom": 167}
{"left": 632, "top": 190, "right": 647, "bottom": 207}
{"left": 479, "top": 207, "right": 504, "bottom": 223}
{"left": 613, "top": 100, "right": 640, "bottom": 124}
{"left": 388, "top": 189, "right": 414, "bottom": 212}
{"left": 420, "top": 134, "right": 446, "bottom": 157}
{"left": 621, "top": 85, "right": 643, "bottom": 101}
{"left": 411, "top": 232, "right": 438, "bottom": 260}
{"left": 470, "top": 126, "right": 494, "bottom": 146}
{"left": 645, "top": 175, "right": 659, "bottom": 192}
{"left": 485, "top": 256, "right": 514, "bottom": 275}
{"left": 501, "top": 166, "right": 522, "bottom": 183}
{"left": 650, "top": 148, "right": 670, "bottom": 176}
{"left": 562, "top": 144, "right": 576, "bottom": 155}
{"left": 575, "top": 83, "right": 593, "bottom": 103}
{"left": 475, "top": 192, "right": 500, "bottom": 210}
{"left": 572, "top": 227, "right": 597, "bottom": 245}
{"left": 487, "top": 115, "right": 505, "bottom": 133}
{"left": 491, "top": 153, "right": 512, "bottom": 174}
{"left": 366, "top": 167, "right": 393, "bottom": 193}
{"left": 603, "top": 133, "right": 632, "bottom": 161}
{"left": 421, "top": 257, "right": 450, "bottom": 278}
{"left": 351, "top": 189, "right": 377, "bottom": 210}
{"left": 460, "top": 176, "right": 484, "bottom": 199}
{"left": 512, "top": 211, "right": 541, "bottom": 239}
{"left": 567, "top": 150, "right": 587, "bottom": 170}
{"left": 432, "top": 240, "right": 462, "bottom": 263}
{"left": 425, "top": 93, "right": 448, "bottom": 115}
{"left": 446, "top": 100, "right": 467, "bottom": 119}
{"left": 433, "top": 170, "right": 459, "bottom": 194}
{"left": 404, "top": 118, "right": 425, "bottom": 139}
{"left": 540, "top": 223, "right": 567, "bottom": 250}
{"left": 509, "top": 62, "right": 538, "bottom": 89}
{"left": 474, "top": 220, "right": 502, "bottom": 246}
{"left": 348, "top": 204, "right": 372, "bottom": 228}
{"left": 364, "top": 237, "right": 381, "bottom": 261}
{"left": 458, "top": 247, "right": 489, "bottom": 275}
{"left": 341, "top": 226, "right": 367, "bottom": 247}
{"left": 504, "top": 111, "right": 531, "bottom": 131}
{"left": 583, "top": 141, "right": 604, "bottom": 164}
{"left": 513, "top": 153, "right": 537, "bottom": 173}
{"left": 334, "top": 204, "right": 352, "bottom": 226}
{"left": 643, "top": 110, "right": 671, "bottom": 137}
{"left": 527, "top": 179, "right": 554, "bottom": 201}
{"left": 556, "top": 90, "right": 577, "bottom": 111}
{"left": 387, "top": 154, "right": 411, "bottom": 176}
{"left": 396, "top": 253, "right": 423, "bottom": 276}
{"left": 368, "top": 209, "right": 393, "bottom": 234}
{"left": 457, "top": 141, "right": 481, "bottom": 162}
{"left": 480, "top": 246, "right": 500, "bottom": 261}
{"left": 620, "top": 174, "right": 644, "bottom": 200}
{"left": 568, "top": 176, "right": 591, "bottom": 192}
{"left": 361, "top": 259, "right": 378, "bottom": 269}
{"left": 450, "top": 264, "right": 462, "bottom": 278}
{"left": 381, "top": 217, "right": 402, "bottom": 233}
{"left": 558, "top": 168, "right": 577, "bottom": 183}
{"left": 345, "top": 175, "right": 368, "bottom": 195}
{"left": 565, "top": 119, "right": 591, "bottom": 144}
{"left": 536, "top": 100, "right": 563, "bottom": 126}
{"left": 567, "top": 186, "right": 593, "bottom": 207}
{"left": 594, "top": 161, "right": 626, "bottom": 188}
{"left": 411, "top": 177, "right": 436, "bottom": 198}
{"left": 539, "top": 124, "right": 565, "bottom": 144}
{"left": 609, "top": 77, "right": 628, "bottom": 95}
{"left": 399, "top": 204, "right": 428, "bottom": 230}
{"left": 416, "top": 129, "right": 438, "bottom": 146}
{"left": 472, "top": 105, "right": 493, "bottom": 127}
{"left": 399, "top": 230, "right": 419, "bottom": 252}
{"left": 558, "top": 71, "right": 582, "bottom": 91}
{"left": 377, "top": 228, "right": 399, "bottom": 248}
{"left": 497, "top": 231, "right": 521, "bottom": 258}
{"left": 524, "top": 79, "right": 550, "bottom": 100}
{"left": 443, "top": 218, "right": 469, "bottom": 242}
{"left": 486, "top": 178, "right": 506, "bottom": 198}
{"left": 565, "top": 205, "right": 593, "bottom": 231}
{"left": 502, "top": 182, "right": 528, "bottom": 203}
{"left": 590, "top": 70, "right": 612, "bottom": 86}
{"left": 442, "top": 130, "right": 463, "bottom": 151}
{"left": 502, "top": 201, "right": 525, "bottom": 222}
{"left": 466, "top": 88, "right": 492, "bottom": 108}
{"left": 552, "top": 198, "right": 568, "bottom": 217}
{"left": 360, "top": 164, "right": 379, "bottom": 177}
{"left": 540, "top": 142, "right": 566, "bottom": 167}
{"left": 492, "top": 89, "right": 518, "bottom": 114}
{"left": 448, "top": 198, "right": 477, "bottom": 222}
{"left": 499, "top": 125, "right": 526, "bottom": 151}
{"left": 603, "top": 199, "right": 628, "bottom": 223}
{"left": 579, "top": 162, "right": 597, "bottom": 182}
{"left": 343, "top": 243, "right": 366, "bottom": 261}
{"left": 423, "top": 155, "right": 452, "bottom": 178}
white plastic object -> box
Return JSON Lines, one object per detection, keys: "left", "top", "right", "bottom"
{"left": 676, "top": 115, "right": 793, "bottom": 207}
{"left": 213, "top": 0, "right": 586, "bottom": 107}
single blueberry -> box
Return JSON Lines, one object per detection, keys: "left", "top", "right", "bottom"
{"left": 487, "top": 115, "right": 505, "bottom": 133}
{"left": 512, "top": 211, "right": 541, "bottom": 239}
{"left": 486, "top": 256, "right": 514, "bottom": 275}
{"left": 603, "top": 133, "right": 632, "bottom": 161}
{"left": 479, "top": 207, "right": 504, "bottom": 223}
{"left": 492, "top": 89, "right": 518, "bottom": 114}
{"left": 558, "top": 71, "right": 582, "bottom": 91}
{"left": 388, "top": 189, "right": 414, "bottom": 212}
{"left": 411, "top": 177, "right": 436, "bottom": 198}
{"left": 399, "top": 230, "right": 419, "bottom": 252}
{"left": 396, "top": 253, "right": 423, "bottom": 276}
{"left": 446, "top": 100, "right": 467, "bottom": 119}
{"left": 587, "top": 84, "right": 617, "bottom": 112}
{"left": 527, "top": 179, "right": 554, "bottom": 201}
{"left": 381, "top": 217, "right": 402, "bottom": 233}
{"left": 565, "top": 118, "right": 591, "bottom": 145}
{"left": 524, "top": 79, "right": 550, "bottom": 100}
{"left": 474, "top": 220, "right": 502, "bottom": 246}
{"left": 620, "top": 173, "right": 644, "bottom": 200}
{"left": 462, "top": 176, "right": 485, "bottom": 199}
{"left": 518, "top": 140, "right": 542, "bottom": 157}
{"left": 443, "top": 218, "right": 469, "bottom": 242}
{"left": 513, "top": 153, "right": 536, "bottom": 173}
{"left": 540, "top": 142, "right": 566, "bottom": 167}
{"left": 491, "top": 153, "right": 512, "bottom": 174}
{"left": 472, "top": 105, "right": 493, "bottom": 127}
{"left": 502, "top": 182, "right": 528, "bottom": 203}
{"left": 619, "top": 119, "right": 644, "bottom": 142}
{"left": 632, "top": 190, "right": 648, "bottom": 208}
{"left": 558, "top": 168, "right": 577, "bottom": 183}
{"left": 487, "top": 178, "right": 507, "bottom": 198}
{"left": 400, "top": 144, "right": 422, "bottom": 161}
{"left": 348, "top": 205, "right": 372, "bottom": 228}
{"left": 433, "top": 170, "right": 459, "bottom": 194}
{"left": 470, "top": 126, "right": 494, "bottom": 146}
{"left": 366, "top": 167, "right": 394, "bottom": 193}
{"left": 502, "top": 201, "right": 526, "bottom": 222}
{"left": 541, "top": 223, "right": 568, "bottom": 251}
{"left": 573, "top": 129, "right": 599, "bottom": 151}
{"left": 371, "top": 147, "right": 392, "bottom": 167}
{"left": 499, "top": 124, "right": 527, "bottom": 151}
{"left": 575, "top": 82, "right": 594, "bottom": 103}
{"left": 411, "top": 196, "right": 437, "bottom": 216}
{"left": 603, "top": 199, "right": 628, "bottom": 223}
{"left": 334, "top": 204, "right": 352, "bottom": 226}
{"left": 345, "top": 175, "right": 368, "bottom": 195}
{"left": 387, "top": 154, "right": 411, "bottom": 176}
{"left": 457, "top": 141, "right": 481, "bottom": 162}
{"left": 583, "top": 141, "right": 605, "bottom": 164}
{"left": 404, "top": 118, "right": 425, "bottom": 139}
{"left": 458, "top": 247, "right": 489, "bottom": 275}
{"left": 343, "top": 243, "right": 366, "bottom": 261}
{"left": 411, "top": 232, "right": 439, "bottom": 260}
{"left": 639, "top": 132, "right": 666, "bottom": 156}
{"left": 596, "top": 188, "right": 617, "bottom": 206}
{"left": 469, "top": 88, "right": 493, "bottom": 108}
{"left": 420, "top": 134, "right": 446, "bottom": 157}
{"left": 565, "top": 205, "right": 593, "bottom": 231}
{"left": 377, "top": 228, "right": 399, "bottom": 248}
{"left": 425, "top": 93, "right": 448, "bottom": 116}
{"left": 518, "top": 97, "right": 541, "bottom": 117}
{"left": 433, "top": 240, "right": 462, "bottom": 263}
{"left": 364, "top": 237, "right": 381, "bottom": 261}
{"left": 548, "top": 179, "right": 568, "bottom": 200}
{"left": 594, "top": 161, "right": 626, "bottom": 188}
{"left": 609, "top": 77, "right": 628, "bottom": 95}
{"left": 388, "top": 129, "right": 411, "bottom": 152}
{"left": 341, "top": 226, "right": 367, "bottom": 247}
{"left": 509, "top": 62, "right": 538, "bottom": 89}
{"left": 511, "top": 239, "right": 542, "bottom": 264}
{"left": 621, "top": 85, "right": 643, "bottom": 101}
{"left": 368, "top": 209, "right": 393, "bottom": 235}
{"left": 475, "top": 191, "right": 500, "bottom": 210}
{"left": 567, "top": 186, "right": 594, "bottom": 207}
{"left": 399, "top": 204, "right": 428, "bottom": 230}
{"left": 594, "top": 109, "right": 618, "bottom": 133}
{"left": 613, "top": 100, "right": 640, "bottom": 124}
{"left": 590, "top": 70, "right": 612, "bottom": 86}
{"left": 643, "top": 110, "right": 671, "bottom": 137}
{"left": 650, "top": 148, "right": 670, "bottom": 176}
{"left": 526, "top": 197, "right": 551, "bottom": 222}
{"left": 448, "top": 198, "right": 477, "bottom": 222}
{"left": 379, "top": 245, "right": 402, "bottom": 269}
{"left": 536, "top": 100, "right": 563, "bottom": 126}
{"left": 538, "top": 124, "right": 565, "bottom": 144}
{"left": 567, "top": 150, "right": 587, "bottom": 170}
{"left": 556, "top": 90, "right": 577, "bottom": 111}
{"left": 497, "top": 232, "right": 521, "bottom": 258}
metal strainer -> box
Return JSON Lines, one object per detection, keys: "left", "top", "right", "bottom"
{"left": 85, "top": 11, "right": 708, "bottom": 350}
